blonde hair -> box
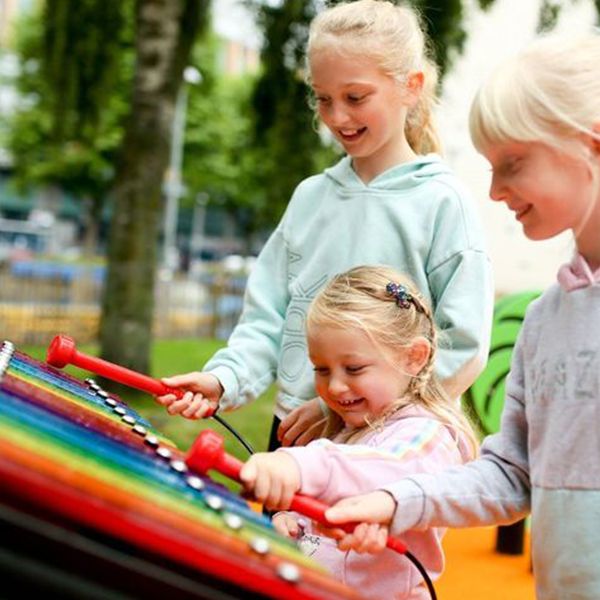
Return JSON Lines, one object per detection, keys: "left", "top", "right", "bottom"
{"left": 307, "top": 0, "right": 441, "bottom": 155}
{"left": 307, "top": 265, "right": 478, "bottom": 458}
{"left": 469, "top": 32, "right": 600, "bottom": 154}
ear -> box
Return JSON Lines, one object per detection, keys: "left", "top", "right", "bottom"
{"left": 404, "top": 337, "right": 431, "bottom": 376}
{"left": 404, "top": 71, "right": 424, "bottom": 107}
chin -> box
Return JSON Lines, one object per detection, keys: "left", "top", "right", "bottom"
{"left": 343, "top": 414, "right": 367, "bottom": 428}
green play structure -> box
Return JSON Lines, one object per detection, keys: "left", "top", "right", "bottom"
{"left": 465, "top": 291, "right": 541, "bottom": 436}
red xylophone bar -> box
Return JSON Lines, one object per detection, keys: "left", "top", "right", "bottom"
{"left": 46, "top": 334, "right": 215, "bottom": 416}
{"left": 185, "top": 429, "right": 408, "bottom": 555}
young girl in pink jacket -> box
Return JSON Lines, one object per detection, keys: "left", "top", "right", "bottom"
{"left": 240, "top": 265, "right": 478, "bottom": 599}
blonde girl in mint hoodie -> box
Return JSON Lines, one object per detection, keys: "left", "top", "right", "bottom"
{"left": 239, "top": 265, "right": 479, "bottom": 599}
{"left": 156, "top": 1, "right": 493, "bottom": 453}
{"left": 323, "top": 33, "right": 600, "bottom": 600}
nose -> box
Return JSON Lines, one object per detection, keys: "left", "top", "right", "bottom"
{"left": 328, "top": 374, "right": 349, "bottom": 396}
{"left": 321, "top": 102, "right": 350, "bottom": 128}
{"left": 489, "top": 173, "right": 508, "bottom": 203}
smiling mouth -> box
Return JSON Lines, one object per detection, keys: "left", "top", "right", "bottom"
{"left": 338, "top": 127, "right": 366, "bottom": 142}
{"left": 515, "top": 205, "right": 532, "bottom": 221}
{"left": 337, "top": 398, "right": 365, "bottom": 408}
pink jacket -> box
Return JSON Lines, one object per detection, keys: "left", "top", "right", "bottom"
{"left": 279, "top": 405, "right": 470, "bottom": 599}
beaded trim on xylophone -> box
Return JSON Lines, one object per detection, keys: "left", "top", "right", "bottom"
{"left": 0, "top": 341, "right": 360, "bottom": 600}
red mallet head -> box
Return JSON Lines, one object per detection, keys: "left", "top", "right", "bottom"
{"left": 47, "top": 334, "right": 76, "bottom": 368}
{"left": 185, "top": 430, "right": 227, "bottom": 475}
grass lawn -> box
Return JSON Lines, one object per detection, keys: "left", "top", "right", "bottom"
{"left": 22, "top": 338, "right": 275, "bottom": 464}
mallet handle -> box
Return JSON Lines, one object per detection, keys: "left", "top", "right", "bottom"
{"left": 47, "top": 334, "right": 183, "bottom": 399}
{"left": 185, "top": 429, "right": 407, "bottom": 555}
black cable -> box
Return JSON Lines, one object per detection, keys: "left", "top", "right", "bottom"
{"left": 405, "top": 551, "right": 437, "bottom": 600}
{"left": 212, "top": 413, "right": 255, "bottom": 455}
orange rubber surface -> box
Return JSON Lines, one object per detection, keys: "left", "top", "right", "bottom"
{"left": 436, "top": 527, "right": 535, "bottom": 599}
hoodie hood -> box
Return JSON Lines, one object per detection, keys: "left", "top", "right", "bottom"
{"left": 557, "top": 253, "right": 600, "bottom": 291}
{"left": 324, "top": 154, "right": 453, "bottom": 194}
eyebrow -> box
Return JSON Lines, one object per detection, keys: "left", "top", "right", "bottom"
{"left": 311, "top": 82, "right": 374, "bottom": 91}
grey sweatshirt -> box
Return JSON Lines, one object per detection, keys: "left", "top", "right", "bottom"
{"left": 383, "top": 261, "right": 600, "bottom": 599}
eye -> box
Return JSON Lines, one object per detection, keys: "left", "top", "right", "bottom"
{"left": 346, "top": 365, "right": 365, "bottom": 374}
{"left": 346, "top": 94, "right": 366, "bottom": 104}
{"left": 314, "top": 95, "right": 331, "bottom": 105}
{"left": 498, "top": 157, "right": 523, "bottom": 177}
{"left": 313, "top": 366, "right": 330, "bottom": 375}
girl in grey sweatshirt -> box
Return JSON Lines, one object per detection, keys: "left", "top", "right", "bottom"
{"left": 323, "top": 32, "right": 600, "bottom": 600}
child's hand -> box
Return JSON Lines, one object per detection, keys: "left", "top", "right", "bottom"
{"left": 155, "top": 371, "right": 223, "bottom": 419}
{"left": 323, "top": 491, "right": 397, "bottom": 553}
{"left": 272, "top": 512, "right": 302, "bottom": 538}
{"left": 278, "top": 398, "right": 327, "bottom": 447}
{"left": 314, "top": 520, "right": 389, "bottom": 554}
{"left": 240, "top": 451, "right": 301, "bottom": 511}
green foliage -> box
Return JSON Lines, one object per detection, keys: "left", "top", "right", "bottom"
{"left": 246, "top": 0, "right": 337, "bottom": 229}
{"left": 412, "top": 0, "right": 467, "bottom": 78}
{"left": 7, "top": 2, "right": 133, "bottom": 205}
{"left": 41, "top": 0, "right": 130, "bottom": 143}
{"left": 182, "top": 34, "right": 264, "bottom": 235}
{"left": 537, "top": 0, "right": 562, "bottom": 32}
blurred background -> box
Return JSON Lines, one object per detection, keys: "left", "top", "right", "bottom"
{"left": 0, "top": 0, "right": 598, "bottom": 452}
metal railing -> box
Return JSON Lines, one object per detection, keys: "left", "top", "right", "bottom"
{"left": 0, "top": 261, "right": 246, "bottom": 345}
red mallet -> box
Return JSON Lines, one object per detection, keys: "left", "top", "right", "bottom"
{"left": 185, "top": 429, "right": 408, "bottom": 555}
{"left": 46, "top": 334, "right": 205, "bottom": 409}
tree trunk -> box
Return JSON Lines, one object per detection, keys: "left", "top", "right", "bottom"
{"left": 99, "top": 0, "right": 206, "bottom": 375}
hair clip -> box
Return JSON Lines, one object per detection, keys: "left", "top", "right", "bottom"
{"left": 386, "top": 282, "right": 419, "bottom": 310}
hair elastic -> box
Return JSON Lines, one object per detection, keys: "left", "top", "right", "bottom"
{"left": 386, "top": 282, "right": 423, "bottom": 312}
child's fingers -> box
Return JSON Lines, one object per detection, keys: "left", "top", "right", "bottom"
{"left": 278, "top": 480, "right": 296, "bottom": 511}
{"left": 293, "top": 418, "right": 327, "bottom": 446}
{"left": 252, "top": 468, "right": 272, "bottom": 505}
{"left": 312, "top": 521, "right": 346, "bottom": 540}
{"left": 325, "top": 499, "right": 367, "bottom": 524}
{"left": 155, "top": 393, "right": 177, "bottom": 406}
{"left": 191, "top": 399, "right": 218, "bottom": 419}
{"left": 325, "top": 491, "right": 396, "bottom": 525}
{"left": 165, "top": 391, "right": 194, "bottom": 415}
{"left": 240, "top": 460, "right": 258, "bottom": 487}
{"left": 337, "top": 523, "right": 369, "bottom": 552}
{"left": 161, "top": 372, "right": 213, "bottom": 395}
{"left": 355, "top": 523, "right": 388, "bottom": 554}
{"left": 273, "top": 516, "right": 290, "bottom": 536}
{"left": 273, "top": 514, "right": 298, "bottom": 538}
{"left": 286, "top": 517, "right": 299, "bottom": 538}
{"left": 179, "top": 394, "right": 217, "bottom": 419}
{"left": 337, "top": 523, "right": 388, "bottom": 554}
{"left": 277, "top": 412, "right": 299, "bottom": 445}
{"left": 265, "top": 478, "right": 283, "bottom": 510}
{"left": 182, "top": 396, "right": 211, "bottom": 419}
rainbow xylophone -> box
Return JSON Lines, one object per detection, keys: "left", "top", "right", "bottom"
{"left": 0, "top": 340, "right": 360, "bottom": 600}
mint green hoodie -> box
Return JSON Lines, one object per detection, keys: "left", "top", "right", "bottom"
{"left": 206, "top": 155, "right": 494, "bottom": 418}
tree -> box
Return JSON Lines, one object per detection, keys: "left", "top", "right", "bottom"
{"left": 99, "top": 0, "right": 209, "bottom": 374}
{"left": 7, "top": 1, "right": 132, "bottom": 255}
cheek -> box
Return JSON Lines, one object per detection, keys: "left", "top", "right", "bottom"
{"left": 314, "top": 377, "right": 327, "bottom": 396}
{"left": 317, "top": 105, "right": 331, "bottom": 124}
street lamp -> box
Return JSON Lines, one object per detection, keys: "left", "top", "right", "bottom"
{"left": 162, "top": 66, "right": 202, "bottom": 272}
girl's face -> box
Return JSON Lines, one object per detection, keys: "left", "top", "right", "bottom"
{"left": 310, "top": 48, "right": 418, "bottom": 181}
{"left": 483, "top": 140, "right": 600, "bottom": 251}
{"left": 307, "top": 325, "right": 417, "bottom": 428}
